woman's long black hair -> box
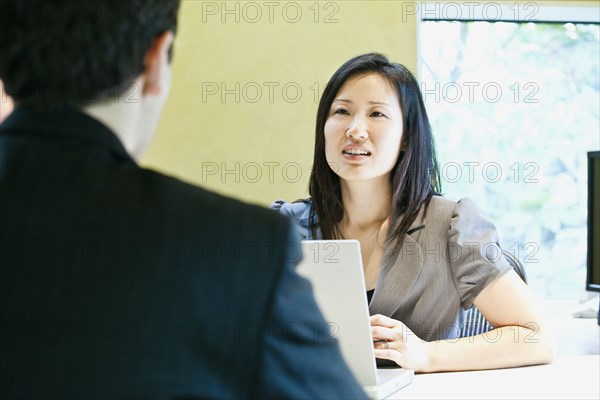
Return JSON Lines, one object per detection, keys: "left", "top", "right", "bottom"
{"left": 308, "top": 53, "right": 441, "bottom": 256}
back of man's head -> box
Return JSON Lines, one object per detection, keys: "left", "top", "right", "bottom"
{"left": 0, "top": 0, "right": 180, "bottom": 109}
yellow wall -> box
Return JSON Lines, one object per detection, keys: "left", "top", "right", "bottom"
{"left": 143, "top": 0, "right": 417, "bottom": 206}
{"left": 143, "top": 0, "right": 597, "bottom": 206}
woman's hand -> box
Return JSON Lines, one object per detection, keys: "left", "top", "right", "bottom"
{"left": 370, "top": 314, "right": 433, "bottom": 372}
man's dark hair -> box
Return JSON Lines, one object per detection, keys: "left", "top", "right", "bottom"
{"left": 0, "top": 0, "right": 180, "bottom": 108}
{"left": 309, "top": 53, "right": 441, "bottom": 256}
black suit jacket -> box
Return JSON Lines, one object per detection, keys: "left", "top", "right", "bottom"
{"left": 0, "top": 107, "right": 366, "bottom": 399}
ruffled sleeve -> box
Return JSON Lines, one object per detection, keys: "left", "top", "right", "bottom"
{"left": 448, "top": 198, "right": 512, "bottom": 309}
{"left": 270, "top": 199, "right": 316, "bottom": 240}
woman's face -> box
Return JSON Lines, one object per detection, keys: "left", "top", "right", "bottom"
{"left": 324, "top": 73, "right": 404, "bottom": 184}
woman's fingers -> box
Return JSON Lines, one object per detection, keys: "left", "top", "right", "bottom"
{"left": 370, "top": 313, "right": 400, "bottom": 328}
{"left": 373, "top": 339, "right": 390, "bottom": 350}
{"left": 370, "top": 316, "right": 429, "bottom": 371}
{"left": 371, "top": 325, "right": 400, "bottom": 342}
{"left": 371, "top": 320, "right": 413, "bottom": 343}
{"left": 373, "top": 348, "right": 403, "bottom": 365}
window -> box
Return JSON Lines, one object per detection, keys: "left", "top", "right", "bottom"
{"left": 418, "top": 3, "right": 600, "bottom": 297}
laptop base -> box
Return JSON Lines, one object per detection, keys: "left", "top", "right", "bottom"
{"left": 364, "top": 368, "right": 414, "bottom": 399}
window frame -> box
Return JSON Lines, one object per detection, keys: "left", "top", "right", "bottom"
{"left": 416, "top": 2, "right": 600, "bottom": 75}
{"left": 415, "top": 1, "right": 600, "bottom": 297}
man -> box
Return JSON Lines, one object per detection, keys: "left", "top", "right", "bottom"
{"left": 0, "top": 1, "right": 366, "bottom": 398}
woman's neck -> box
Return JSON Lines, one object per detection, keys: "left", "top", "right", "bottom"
{"left": 339, "top": 176, "right": 393, "bottom": 232}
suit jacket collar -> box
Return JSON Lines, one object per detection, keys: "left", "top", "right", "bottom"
{"left": 0, "top": 106, "right": 133, "bottom": 162}
{"left": 369, "top": 206, "right": 428, "bottom": 317}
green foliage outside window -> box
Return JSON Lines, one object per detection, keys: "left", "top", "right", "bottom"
{"left": 421, "top": 21, "right": 600, "bottom": 297}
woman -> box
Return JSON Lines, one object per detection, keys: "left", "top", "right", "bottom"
{"left": 272, "top": 53, "right": 555, "bottom": 372}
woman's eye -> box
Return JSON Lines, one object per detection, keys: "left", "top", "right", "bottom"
{"left": 371, "top": 111, "right": 386, "bottom": 118}
{"left": 333, "top": 108, "right": 349, "bottom": 115}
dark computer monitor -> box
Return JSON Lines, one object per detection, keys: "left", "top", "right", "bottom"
{"left": 587, "top": 151, "right": 600, "bottom": 326}
{"left": 587, "top": 151, "right": 600, "bottom": 293}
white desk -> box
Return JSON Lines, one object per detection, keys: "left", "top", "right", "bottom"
{"left": 391, "top": 355, "right": 599, "bottom": 399}
{"left": 544, "top": 298, "right": 600, "bottom": 357}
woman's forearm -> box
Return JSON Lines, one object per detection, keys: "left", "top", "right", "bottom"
{"left": 424, "top": 325, "right": 556, "bottom": 373}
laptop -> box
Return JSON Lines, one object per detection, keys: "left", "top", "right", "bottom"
{"left": 296, "top": 240, "right": 414, "bottom": 399}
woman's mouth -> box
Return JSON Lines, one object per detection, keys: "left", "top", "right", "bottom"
{"left": 342, "top": 149, "right": 371, "bottom": 156}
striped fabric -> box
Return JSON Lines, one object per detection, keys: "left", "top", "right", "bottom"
{"left": 460, "top": 307, "right": 494, "bottom": 337}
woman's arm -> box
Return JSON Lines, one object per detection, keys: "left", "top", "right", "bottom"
{"left": 371, "top": 270, "right": 556, "bottom": 372}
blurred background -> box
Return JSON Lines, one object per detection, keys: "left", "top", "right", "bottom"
{"left": 420, "top": 18, "right": 599, "bottom": 297}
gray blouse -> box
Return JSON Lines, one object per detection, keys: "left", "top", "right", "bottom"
{"left": 271, "top": 196, "right": 512, "bottom": 341}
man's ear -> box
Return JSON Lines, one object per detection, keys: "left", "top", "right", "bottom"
{"left": 141, "top": 31, "right": 174, "bottom": 96}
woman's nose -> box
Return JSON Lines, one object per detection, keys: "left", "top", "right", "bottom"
{"left": 345, "top": 117, "right": 368, "bottom": 141}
